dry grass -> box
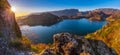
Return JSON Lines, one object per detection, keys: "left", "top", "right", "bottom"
{"left": 85, "top": 19, "right": 120, "bottom": 54}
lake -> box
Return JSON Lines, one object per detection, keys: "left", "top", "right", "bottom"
{"left": 20, "top": 18, "right": 107, "bottom": 43}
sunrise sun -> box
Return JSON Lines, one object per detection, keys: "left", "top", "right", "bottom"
{"left": 11, "top": 6, "right": 16, "bottom": 12}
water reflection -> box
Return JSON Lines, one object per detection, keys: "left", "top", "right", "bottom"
{"left": 21, "top": 18, "right": 107, "bottom": 43}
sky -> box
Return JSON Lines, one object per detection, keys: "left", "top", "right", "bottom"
{"left": 8, "top": 0, "right": 120, "bottom": 17}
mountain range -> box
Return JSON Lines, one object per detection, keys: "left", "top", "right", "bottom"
{"left": 17, "top": 8, "right": 120, "bottom": 26}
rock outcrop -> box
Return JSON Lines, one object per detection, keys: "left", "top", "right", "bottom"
{"left": 41, "top": 33, "right": 117, "bottom": 55}
{"left": 0, "top": 0, "right": 21, "bottom": 38}
{"left": 0, "top": 0, "right": 22, "bottom": 55}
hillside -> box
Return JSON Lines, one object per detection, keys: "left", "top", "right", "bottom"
{"left": 85, "top": 14, "right": 120, "bottom": 54}
{"left": 106, "top": 12, "right": 120, "bottom": 21}
{"left": 17, "top": 12, "right": 60, "bottom": 26}
{"left": 85, "top": 10, "right": 109, "bottom": 21}
{"left": 77, "top": 8, "right": 120, "bottom": 21}
{"left": 95, "top": 8, "right": 120, "bottom": 15}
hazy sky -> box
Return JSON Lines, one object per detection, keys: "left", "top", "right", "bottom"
{"left": 8, "top": 0, "right": 120, "bottom": 16}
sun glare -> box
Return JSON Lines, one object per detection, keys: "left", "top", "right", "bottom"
{"left": 11, "top": 6, "right": 16, "bottom": 12}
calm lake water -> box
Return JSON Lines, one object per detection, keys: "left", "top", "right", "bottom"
{"left": 20, "top": 18, "right": 107, "bottom": 43}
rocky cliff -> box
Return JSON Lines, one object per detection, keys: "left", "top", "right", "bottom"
{"left": 41, "top": 33, "right": 117, "bottom": 55}
{"left": 0, "top": 0, "right": 21, "bottom": 38}
{"left": 0, "top": 0, "right": 22, "bottom": 55}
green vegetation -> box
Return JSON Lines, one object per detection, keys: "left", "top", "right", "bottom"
{"left": 9, "top": 36, "right": 49, "bottom": 53}
{"left": 85, "top": 15, "right": 120, "bottom": 54}
{"left": 9, "top": 36, "right": 31, "bottom": 50}
{"left": 31, "top": 43, "right": 49, "bottom": 53}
